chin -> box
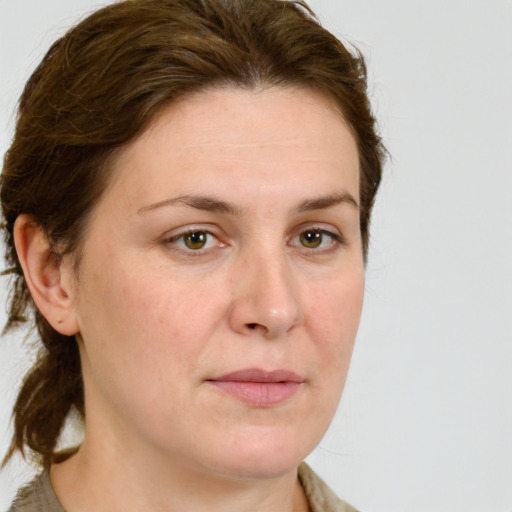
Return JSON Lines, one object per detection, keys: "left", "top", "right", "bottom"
{"left": 201, "top": 427, "right": 319, "bottom": 481}
{"left": 213, "top": 456, "right": 303, "bottom": 481}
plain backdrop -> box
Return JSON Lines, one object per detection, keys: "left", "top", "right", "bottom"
{"left": 1, "top": 0, "right": 511, "bottom": 511}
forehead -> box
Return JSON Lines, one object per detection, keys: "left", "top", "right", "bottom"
{"left": 102, "top": 85, "right": 359, "bottom": 211}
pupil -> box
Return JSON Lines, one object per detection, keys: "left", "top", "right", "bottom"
{"left": 301, "top": 231, "right": 321, "bottom": 247}
{"left": 186, "top": 231, "right": 206, "bottom": 249}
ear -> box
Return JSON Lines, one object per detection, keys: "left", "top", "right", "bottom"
{"left": 13, "top": 214, "right": 79, "bottom": 336}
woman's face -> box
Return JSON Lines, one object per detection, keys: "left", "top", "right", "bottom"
{"left": 69, "top": 86, "right": 364, "bottom": 479}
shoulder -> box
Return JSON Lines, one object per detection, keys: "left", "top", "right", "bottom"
{"left": 298, "top": 462, "right": 359, "bottom": 512}
{"left": 8, "top": 472, "right": 65, "bottom": 512}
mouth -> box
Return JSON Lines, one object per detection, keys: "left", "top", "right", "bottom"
{"left": 206, "top": 368, "right": 305, "bottom": 408}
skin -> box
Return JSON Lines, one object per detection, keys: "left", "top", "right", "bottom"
{"left": 15, "top": 86, "right": 363, "bottom": 512}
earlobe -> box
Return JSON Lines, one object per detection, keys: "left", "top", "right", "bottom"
{"left": 13, "top": 214, "right": 79, "bottom": 336}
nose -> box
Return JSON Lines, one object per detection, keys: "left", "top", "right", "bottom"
{"left": 228, "top": 249, "right": 303, "bottom": 339}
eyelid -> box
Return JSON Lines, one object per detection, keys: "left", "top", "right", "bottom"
{"left": 162, "top": 223, "right": 222, "bottom": 240}
{"left": 290, "top": 222, "right": 344, "bottom": 239}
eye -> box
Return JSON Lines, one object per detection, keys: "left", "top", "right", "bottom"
{"left": 291, "top": 228, "right": 343, "bottom": 251}
{"left": 166, "top": 230, "right": 221, "bottom": 251}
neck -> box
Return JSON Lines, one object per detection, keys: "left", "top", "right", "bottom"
{"left": 50, "top": 439, "right": 310, "bottom": 512}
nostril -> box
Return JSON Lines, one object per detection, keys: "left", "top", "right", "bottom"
{"left": 245, "top": 323, "right": 270, "bottom": 334}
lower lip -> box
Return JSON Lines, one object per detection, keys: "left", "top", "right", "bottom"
{"left": 208, "top": 381, "right": 302, "bottom": 407}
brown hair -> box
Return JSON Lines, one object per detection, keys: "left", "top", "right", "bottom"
{"left": 1, "top": 0, "right": 385, "bottom": 466}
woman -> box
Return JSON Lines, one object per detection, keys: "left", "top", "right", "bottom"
{"left": 1, "top": 0, "right": 385, "bottom": 510}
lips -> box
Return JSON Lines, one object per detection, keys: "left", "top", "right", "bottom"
{"left": 207, "top": 368, "right": 304, "bottom": 407}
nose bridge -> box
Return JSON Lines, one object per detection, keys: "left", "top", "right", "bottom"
{"left": 230, "top": 239, "right": 302, "bottom": 338}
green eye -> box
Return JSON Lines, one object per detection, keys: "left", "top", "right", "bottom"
{"left": 299, "top": 230, "right": 323, "bottom": 248}
{"left": 183, "top": 231, "right": 208, "bottom": 250}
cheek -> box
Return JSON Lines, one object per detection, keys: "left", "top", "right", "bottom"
{"left": 77, "top": 261, "right": 228, "bottom": 383}
{"left": 140, "top": 272, "right": 230, "bottom": 353}
{"left": 75, "top": 267, "right": 210, "bottom": 423}
{"left": 307, "top": 270, "right": 364, "bottom": 377}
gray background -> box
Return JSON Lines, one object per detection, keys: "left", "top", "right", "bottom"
{"left": 1, "top": 0, "right": 511, "bottom": 510}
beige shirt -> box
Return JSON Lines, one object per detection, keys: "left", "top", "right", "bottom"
{"left": 8, "top": 462, "right": 358, "bottom": 512}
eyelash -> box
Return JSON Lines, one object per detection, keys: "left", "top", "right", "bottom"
{"left": 163, "top": 226, "right": 346, "bottom": 255}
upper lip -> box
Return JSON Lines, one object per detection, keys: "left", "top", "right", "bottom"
{"left": 209, "top": 368, "right": 304, "bottom": 383}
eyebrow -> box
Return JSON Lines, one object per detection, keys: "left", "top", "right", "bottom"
{"left": 137, "top": 191, "right": 359, "bottom": 216}
{"left": 295, "top": 191, "right": 359, "bottom": 213}
{"left": 137, "top": 194, "right": 243, "bottom": 216}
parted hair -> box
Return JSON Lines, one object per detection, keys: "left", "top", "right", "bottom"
{"left": 1, "top": 0, "right": 385, "bottom": 467}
